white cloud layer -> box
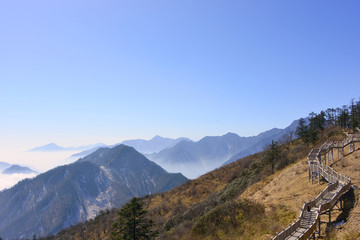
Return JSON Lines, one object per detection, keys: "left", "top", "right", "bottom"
{"left": 0, "top": 173, "right": 38, "bottom": 191}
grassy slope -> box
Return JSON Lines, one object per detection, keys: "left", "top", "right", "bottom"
{"left": 43, "top": 126, "right": 360, "bottom": 240}
{"left": 241, "top": 137, "right": 360, "bottom": 240}
{"left": 329, "top": 145, "right": 360, "bottom": 240}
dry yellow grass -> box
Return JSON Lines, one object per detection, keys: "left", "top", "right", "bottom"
{"left": 330, "top": 145, "right": 360, "bottom": 239}
{"left": 240, "top": 142, "right": 360, "bottom": 240}
{"left": 240, "top": 157, "right": 323, "bottom": 214}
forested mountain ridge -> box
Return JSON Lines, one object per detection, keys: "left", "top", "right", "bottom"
{"left": 0, "top": 145, "right": 187, "bottom": 240}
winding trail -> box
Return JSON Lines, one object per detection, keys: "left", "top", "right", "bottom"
{"left": 271, "top": 134, "right": 360, "bottom": 240}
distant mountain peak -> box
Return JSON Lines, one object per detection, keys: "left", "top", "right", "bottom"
{"left": 151, "top": 135, "right": 164, "bottom": 140}
{"left": 28, "top": 143, "right": 65, "bottom": 152}
{"left": 2, "top": 164, "right": 38, "bottom": 175}
{"left": 223, "top": 132, "right": 239, "bottom": 137}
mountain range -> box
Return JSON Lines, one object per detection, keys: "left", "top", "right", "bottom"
{"left": 70, "top": 136, "right": 192, "bottom": 158}
{"left": 0, "top": 145, "right": 187, "bottom": 239}
{"left": 28, "top": 143, "right": 105, "bottom": 152}
{"left": 147, "top": 120, "right": 300, "bottom": 178}
{"left": 122, "top": 135, "right": 192, "bottom": 154}
{"left": 49, "top": 124, "right": 351, "bottom": 240}
{"left": 223, "top": 119, "right": 300, "bottom": 165}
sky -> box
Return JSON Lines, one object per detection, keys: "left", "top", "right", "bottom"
{"left": 1, "top": 0, "right": 360, "bottom": 171}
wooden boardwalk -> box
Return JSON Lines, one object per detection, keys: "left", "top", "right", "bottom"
{"left": 271, "top": 134, "right": 359, "bottom": 240}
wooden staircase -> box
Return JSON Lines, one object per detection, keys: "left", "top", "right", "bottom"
{"left": 271, "top": 134, "right": 359, "bottom": 240}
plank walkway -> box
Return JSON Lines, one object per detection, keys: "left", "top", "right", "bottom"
{"left": 271, "top": 134, "right": 359, "bottom": 240}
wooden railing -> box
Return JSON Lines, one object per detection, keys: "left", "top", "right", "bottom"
{"left": 271, "top": 134, "right": 356, "bottom": 240}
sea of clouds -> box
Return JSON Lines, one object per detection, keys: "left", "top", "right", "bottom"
{"left": 0, "top": 149, "right": 81, "bottom": 191}
{"left": 0, "top": 173, "right": 38, "bottom": 191}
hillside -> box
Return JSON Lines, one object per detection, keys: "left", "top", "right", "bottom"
{"left": 240, "top": 132, "right": 360, "bottom": 239}
{"left": 0, "top": 145, "right": 187, "bottom": 240}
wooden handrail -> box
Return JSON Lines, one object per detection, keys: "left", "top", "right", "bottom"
{"left": 271, "top": 135, "right": 356, "bottom": 240}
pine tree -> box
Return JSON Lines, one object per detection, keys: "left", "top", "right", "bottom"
{"left": 265, "top": 140, "right": 281, "bottom": 173}
{"left": 337, "top": 105, "right": 350, "bottom": 129}
{"left": 296, "top": 118, "right": 309, "bottom": 144}
{"left": 350, "top": 98, "right": 359, "bottom": 131}
{"left": 111, "top": 197, "right": 153, "bottom": 240}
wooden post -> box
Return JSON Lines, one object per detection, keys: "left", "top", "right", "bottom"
{"left": 325, "top": 153, "right": 327, "bottom": 165}
{"left": 311, "top": 170, "right": 314, "bottom": 184}
{"left": 340, "top": 197, "right": 343, "bottom": 210}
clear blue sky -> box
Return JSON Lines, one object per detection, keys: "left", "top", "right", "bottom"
{"left": 1, "top": 0, "right": 360, "bottom": 149}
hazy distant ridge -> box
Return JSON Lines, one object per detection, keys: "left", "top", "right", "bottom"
{"left": 28, "top": 143, "right": 104, "bottom": 152}
{"left": 71, "top": 136, "right": 192, "bottom": 158}
{"left": 2, "top": 165, "right": 38, "bottom": 175}
{"left": 147, "top": 120, "right": 301, "bottom": 178}
{"left": 122, "top": 136, "right": 192, "bottom": 154}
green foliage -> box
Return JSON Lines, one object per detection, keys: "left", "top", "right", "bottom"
{"left": 296, "top": 98, "right": 360, "bottom": 145}
{"left": 111, "top": 197, "right": 154, "bottom": 240}
{"left": 296, "top": 113, "right": 324, "bottom": 144}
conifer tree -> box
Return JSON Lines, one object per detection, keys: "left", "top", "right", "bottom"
{"left": 265, "top": 140, "right": 281, "bottom": 173}
{"left": 111, "top": 197, "right": 153, "bottom": 240}
{"left": 296, "top": 118, "right": 309, "bottom": 144}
